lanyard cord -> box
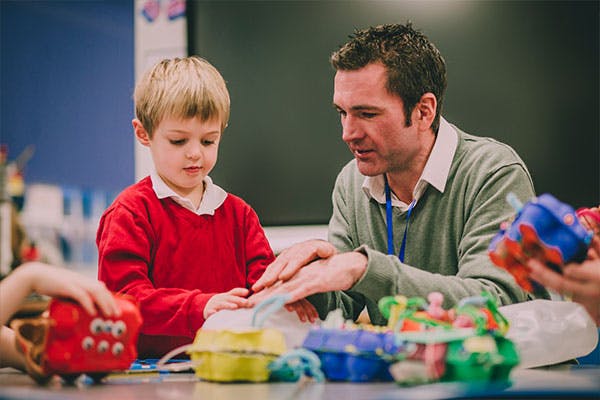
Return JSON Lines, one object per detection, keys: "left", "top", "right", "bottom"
{"left": 384, "top": 175, "right": 416, "bottom": 263}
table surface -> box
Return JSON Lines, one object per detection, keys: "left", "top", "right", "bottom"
{"left": 0, "top": 365, "right": 598, "bottom": 400}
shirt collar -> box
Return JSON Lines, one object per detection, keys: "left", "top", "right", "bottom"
{"left": 150, "top": 171, "right": 227, "bottom": 215}
{"left": 362, "top": 117, "right": 458, "bottom": 208}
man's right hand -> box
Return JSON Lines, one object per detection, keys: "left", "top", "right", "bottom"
{"left": 252, "top": 239, "right": 337, "bottom": 292}
{"left": 249, "top": 251, "right": 368, "bottom": 306}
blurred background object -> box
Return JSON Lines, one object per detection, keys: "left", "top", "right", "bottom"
{"left": 1, "top": 1, "right": 597, "bottom": 262}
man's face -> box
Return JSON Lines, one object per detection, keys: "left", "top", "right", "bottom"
{"left": 333, "top": 62, "right": 422, "bottom": 177}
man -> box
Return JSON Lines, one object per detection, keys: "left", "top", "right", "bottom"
{"left": 252, "top": 23, "right": 546, "bottom": 324}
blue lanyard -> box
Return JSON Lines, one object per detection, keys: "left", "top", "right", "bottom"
{"left": 384, "top": 175, "right": 416, "bottom": 263}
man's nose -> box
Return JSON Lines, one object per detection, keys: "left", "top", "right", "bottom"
{"left": 341, "top": 115, "right": 362, "bottom": 142}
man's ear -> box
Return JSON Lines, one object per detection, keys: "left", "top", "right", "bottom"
{"left": 414, "top": 93, "right": 437, "bottom": 132}
{"left": 132, "top": 119, "right": 151, "bottom": 146}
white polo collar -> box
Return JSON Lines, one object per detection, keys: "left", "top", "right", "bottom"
{"left": 151, "top": 171, "right": 227, "bottom": 215}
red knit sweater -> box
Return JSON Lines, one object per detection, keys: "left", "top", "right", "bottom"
{"left": 96, "top": 177, "right": 274, "bottom": 357}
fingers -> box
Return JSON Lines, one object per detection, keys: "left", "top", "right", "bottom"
{"left": 564, "top": 261, "right": 600, "bottom": 282}
{"left": 253, "top": 240, "right": 333, "bottom": 292}
{"left": 67, "top": 285, "right": 98, "bottom": 316}
{"left": 26, "top": 263, "right": 119, "bottom": 317}
{"left": 285, "top": 299, "right": 318, "bottom": 323}
{"left": 587, "top": 236, "right": 600, "bottom": 259}
{"left": 527, "top": 258, "right": 565, "bottom": 291}
{"left": 562, "top": 263, "right": 600, "bottom": 298}
{"left": 252, "top": 257, "right": 287, "bottom": 292}
{"left": 204, "top": 288, "right": 252, "bottom": 318}
{"left": 86, "top": 281, "right": 121, "bottom": 317}
{"left": 299, "top": 299, "right": 319, "bottom": 322}
{"left": 529, "top": 258, "right": 599, "bottom": 299}
{"left": 278, "top": 241, "right": 336, "bottom": 281}
{"left": 226, "top": 287, "right": 250, "bottom": 297}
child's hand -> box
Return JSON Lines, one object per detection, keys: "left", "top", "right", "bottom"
{"left": 528, "top": 258, "right": 600, "bottom": 325}
{"left": 204, "top": 288, "right": 250, "bottom": 319}
{"left": 25, "top": 262, "right": 120, "bottom": 317}
{"left": 284, "top": 298, "right": 319, "bottom": 323}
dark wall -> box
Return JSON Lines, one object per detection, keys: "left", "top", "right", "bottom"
{"left": 189, "top": 0, "right": 599, "bottom": 226}
{"left": 1, "top": 1, "right": 134, "bottom": 194}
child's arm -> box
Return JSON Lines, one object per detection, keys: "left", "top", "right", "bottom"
{"left": 0, "top": 262, "right": 120, "bottom": 326}
{"left": 0, "top": 262, "right": 120, "bottom": 370}
{"left": 242, "top": 208, "right": 319, "bottom": 322}
{"left": 1, "top": 325, "right": 22, "bottom": 369}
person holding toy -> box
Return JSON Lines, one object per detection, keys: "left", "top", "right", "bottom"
{"left": 528, "top": 206, "right": 600, "bottom": 325}
{"left": 0, "top": 262, "right": 119, "bottom": 371}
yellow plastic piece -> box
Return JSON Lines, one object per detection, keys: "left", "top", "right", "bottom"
{"left": 188, "top": 328, "right": 287, "bottom": 382}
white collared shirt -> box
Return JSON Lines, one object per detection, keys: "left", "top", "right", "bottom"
{"left": 362, "top": 117, "right": 458, "bottom": 211}
{"left": 150, "top": 171, "right": 227, "bottom": 215}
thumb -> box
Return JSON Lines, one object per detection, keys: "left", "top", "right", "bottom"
{"left": 315, "top": 242, "right": 336, "bottom": 259}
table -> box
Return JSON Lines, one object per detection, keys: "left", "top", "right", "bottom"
{"left": 0, "top": 365, "right": 598, "bottom": 400}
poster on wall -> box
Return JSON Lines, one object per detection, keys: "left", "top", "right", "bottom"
{"left": 134, "top": 0, "right": 187, "bottom": 181}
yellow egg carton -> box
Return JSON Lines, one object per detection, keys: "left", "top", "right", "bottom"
{"left": 187, "top": 327, "right": 287, "bottom": 382}
{"left": 157, "top": 294, "right": 314, "bottom": 383}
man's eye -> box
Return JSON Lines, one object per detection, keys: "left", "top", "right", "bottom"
{"left": 361, "top": 112, "right": 377, "bottom": 119}
{"left": 169, "top": 139, "right": 186, "bottom": 145}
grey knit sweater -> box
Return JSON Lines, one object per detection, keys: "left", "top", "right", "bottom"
{"left": 309, "top": 125, "right": 548, "bottom": 325}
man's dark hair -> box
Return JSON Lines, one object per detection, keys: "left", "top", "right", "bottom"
{"left": 331, "top": 23, "right": 447, "bottom": 133}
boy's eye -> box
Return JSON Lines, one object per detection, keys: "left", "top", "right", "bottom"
{"left": 202, "top": 140, "right": 215, "bottom": 146}
{"left": 169, "top": 139, "right": 186, "bottom": 145}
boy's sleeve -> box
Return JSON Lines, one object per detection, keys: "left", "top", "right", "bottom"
{"left": 96, "top": 205, "right": 213, "bottom": 338}
{"left": 243, "top": 206, "right": 275, "bottom": 289}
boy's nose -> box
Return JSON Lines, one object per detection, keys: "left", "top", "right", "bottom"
{"left": 185, "top": 144, "right": 201, "bottom": 160}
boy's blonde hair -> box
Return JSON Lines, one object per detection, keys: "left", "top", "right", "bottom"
{"left": 134, "top": 56, "right": 230, "bottom": 136}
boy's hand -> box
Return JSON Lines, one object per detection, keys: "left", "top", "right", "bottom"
{"left": 204, "top": 288, "right": 250, "bottom": 319}
{"left": 284, "top": 298, "right": 319, "bottom": 323}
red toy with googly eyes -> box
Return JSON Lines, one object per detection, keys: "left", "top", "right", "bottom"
{"left": 11, "top": 294, "right": 142, "bottom": 384}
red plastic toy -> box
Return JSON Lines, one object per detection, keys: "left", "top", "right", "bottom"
{"left": 11, "top": 294, "right": 142, "bottom": 384}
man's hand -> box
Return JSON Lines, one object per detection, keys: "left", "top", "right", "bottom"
{"left": 252, "top": 239, "right": 337, "bottom": 292}
{"left": 249, "top": 251, "right": 368, "bottom": 305}
{"left": 203, "top": 288, "right": 250, "bottom": 319}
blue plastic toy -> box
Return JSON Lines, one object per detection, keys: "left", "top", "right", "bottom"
{"left": 302, "top": 327, "right": 401, "bottom": 382}
{"left": 488, "top": 193, "right": 593, "bottom": 293}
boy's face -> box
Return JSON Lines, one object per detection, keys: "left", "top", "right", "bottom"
{"left": 134, "top": 116, "right": 221, "bottom": 203}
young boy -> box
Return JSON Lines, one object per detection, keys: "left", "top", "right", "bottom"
{"left": 97, "top": 56, "right": 285, "bottom": 358}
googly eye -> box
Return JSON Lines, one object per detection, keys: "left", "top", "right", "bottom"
{"left": 112, "top": 342, "right": 124, "bottom": 356}
{"left": 82, "top": 336, "right": 94, "bottom": 351}
{"left": 97, "top": 340, "right": 109, "bottom": 353}
{"left": 111, "top": 320, "right": 127, "bottom": 338}
{"left": 103, "top": 320, "right": 113, "bottom": 334}
{"left": 90, "top": 318, "right": 104, "bottom": 335}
